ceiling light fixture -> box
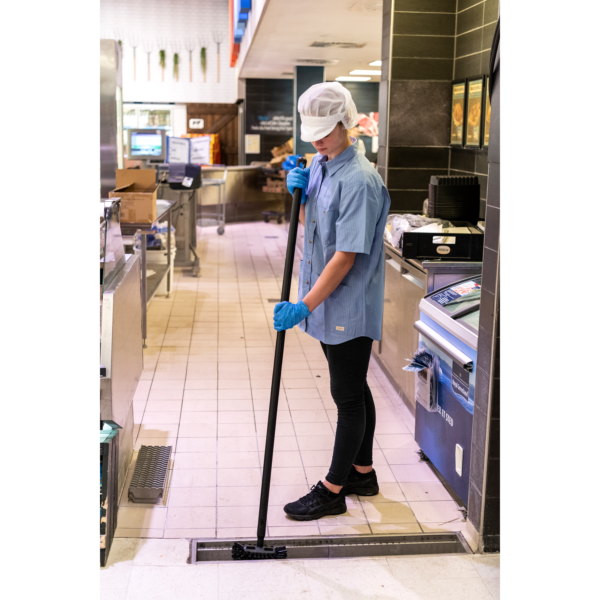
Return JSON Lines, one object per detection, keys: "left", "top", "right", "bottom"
{"left": 335, "top": 76, "right": 371, "bottom": 82}
{"left": 369, "top": 60, "right": 382, "bottom": 66}
{"left": 350, "top": 69, "right": 381, "bottom": 75}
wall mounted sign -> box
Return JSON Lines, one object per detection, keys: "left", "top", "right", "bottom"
{"left": 483, "top": 77, "right": 491, "bottom": 147}
{"left": 450, "top": 81, "right": 466, "bottom": 146}
{"left": 245, "top": 134, "right": 260, "bottom": 154}
{"left": 465, "top": 78, "right": 483, "bottom": 148}
{"left": 247, "top": 112, "right": 294, "bottom": 135}
{"left": 189, "top": 118, "right": 204, "bottom": 129}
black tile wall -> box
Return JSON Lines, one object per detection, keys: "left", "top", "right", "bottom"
{"left": 474, "top": 365, "right": 490, "bottom": 416}
{"left": 457, "top": 3, "right": 484, "bottom": 36}
{"left": 393, "top": 12, "right": 455, "bottom": 36}
{"left": 456, "top": 28, "right": 484, "bottom": 58}
{"left": 391, "top": 58, "right": 453, "bottom": 80}
{"left": 450, "top": 148, "right": 476, "bottom": 172}
{"left": 481, "top": 49, "right": 491, "bottom": 75}
{"left": 388, "top": 146, "right": 449, "bottom": 168}
{"left": 387, "top": 168, "right": 444, "bottom": 190}
{"left": 484, "top": 0, "right": 499, "bottom": 25}
{"left": 482, "top": 23, "right": 496, "bottom": 49}
{"left": 469, "top": 446, "right": 485, "bottom": 493}
{"left": 395, "top": 0, "right": 456, "bottom": 12}
{"left": 472, "top": 404, "right": 488, "bottom": 454}
{"left": 467, "top": 483, "right": 482, "bottom": 529}
{"left": 388, "top": 190, "right": 429, "bottom": 213}
{"left": 392, "top": 35, "right": 455, "bottom": 59}
{"left": 389, "top": 80, "right": 452, "bottom": 146}
{"left": 458, "top": 0, "right": 482, "bottom": 12}
{"left": 455, "top": 53, "right": 482, "bottom": 79}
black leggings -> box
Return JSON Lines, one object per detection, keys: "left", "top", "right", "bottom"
{"left": 320, "top": 336, "right": 376, "bottom": 487}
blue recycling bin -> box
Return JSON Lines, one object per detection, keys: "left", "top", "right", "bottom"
{"left": 412, "top": 276, "right": 482, "bottom": 507}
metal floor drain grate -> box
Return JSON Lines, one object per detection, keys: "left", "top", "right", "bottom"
{"left": 129, "top": 445, "right": 172, "bottom": 504}
{"left": 190, "top": 533, "right": 470, "bottom": 562}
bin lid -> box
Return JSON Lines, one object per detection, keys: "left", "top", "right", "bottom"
{"left": 419, "top": 275, "right": 482, "bottom": 349}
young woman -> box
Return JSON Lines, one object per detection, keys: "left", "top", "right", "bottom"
{"left": 273, "top": 82, "right": 391, "bottom": 520}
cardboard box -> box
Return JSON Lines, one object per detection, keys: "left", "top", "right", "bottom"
{"left": 109, "top": 170, "right": 158, "bottom": 224}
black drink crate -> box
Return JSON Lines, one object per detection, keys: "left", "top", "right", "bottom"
{"left": 428, "top": 176, "right": 480, "bottom": 224}
{"left": 98, "top": 421, "right": 121, "bottom": 567}
{"left": 400, "top": 222, "right": 483, "bottom": 261}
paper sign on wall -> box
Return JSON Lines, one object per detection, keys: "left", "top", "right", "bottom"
{"left": 190, "top": 136, "right": 211, "bottom": 164}
{"left": 245, "top": 134, "right": 260, "bottom": 154}
{"left": 167, "top": 137, "right": 190, "bottom": 164}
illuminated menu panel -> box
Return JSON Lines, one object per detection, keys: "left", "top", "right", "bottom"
{"left": 450, "top": 82, "right": 465, "bottom": 146}
{"left": 465, "top": 78, "right": 483, "bottom": 147}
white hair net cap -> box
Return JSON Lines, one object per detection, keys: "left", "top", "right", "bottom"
{"left": 298, "top": 82, "right": 358, "bottom": 142}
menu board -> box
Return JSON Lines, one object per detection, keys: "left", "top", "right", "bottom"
{"left": 483, "top": 79, "right": 491, "bottom": 147}
{"left": 450, "top": 82, "right": 465, "bottom": 146}
{"left": 465, "top": 78, "right": 483, "bottom": 147}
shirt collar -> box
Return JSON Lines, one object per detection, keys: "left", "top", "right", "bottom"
{"left": 315, "top": 139, "right": 358, "bottom": 176}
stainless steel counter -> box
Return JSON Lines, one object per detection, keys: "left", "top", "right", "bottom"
{"left": 373, "top": 241, "right": 482, "bottom": 415}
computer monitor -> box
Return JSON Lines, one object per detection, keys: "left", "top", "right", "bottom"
{"left": 127, "top": 129, "right": 167, "bottom": 161}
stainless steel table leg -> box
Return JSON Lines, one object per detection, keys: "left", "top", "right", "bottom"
{"left": 191, "top": 190, "right": 200, "bottom": 276}
{"left": 167, "top": 209, "right": 171, "bottom": 298}
{"left": 140, "top": 231, "right": 147, "bottom": 348}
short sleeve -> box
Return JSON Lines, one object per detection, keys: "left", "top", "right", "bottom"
{"left": 335, "top": 182, "right": 381, "bottom": 254}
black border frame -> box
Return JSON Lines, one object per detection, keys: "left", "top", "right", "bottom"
{"left": 465, "top": 76, "right": 484, "bottom": 149}
{"left": 450, "top": 79, "right": 467, "bottom": 147}
{"left": 481, "top": 75, "right": 491, "bottom": 149}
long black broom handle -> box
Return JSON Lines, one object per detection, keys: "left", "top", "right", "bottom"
{"left": 257, "top": 157, "right": 307, "bottom": 547}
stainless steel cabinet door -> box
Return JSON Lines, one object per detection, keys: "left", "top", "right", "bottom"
{"left": 380, "top": 254, "right": 402, "bottom": 379}
{"left": 396, "top": 260, "right": 426, "bottom": 410}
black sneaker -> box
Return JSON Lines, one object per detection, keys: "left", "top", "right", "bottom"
{"left": 283, "top": 481, "right": 347, "bottom": 521}
{"left": 341, "top": 467, "right": 379, "bottom": 496}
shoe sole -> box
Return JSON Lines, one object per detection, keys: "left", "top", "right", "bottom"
{"left": 283, "top": 504, "right": 347, "bottom": 521}
{"left": 342, "top": 484, "right": 380, "bottom": 497}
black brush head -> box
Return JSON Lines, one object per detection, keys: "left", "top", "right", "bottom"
{"left": 232, "top": 542, "right": 287, "bottom": 560}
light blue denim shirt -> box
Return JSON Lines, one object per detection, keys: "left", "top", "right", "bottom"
{"left": 298, "top": 140, "right": 391, "bottom": 344}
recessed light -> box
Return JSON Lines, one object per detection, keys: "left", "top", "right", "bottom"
{"left": 335, "top": 76, "right": 371, "bottom": 82}
{"left": 369, "top": 60, "right": 382, "bottom": 67}
{"left": 350, "top": 69, "right": 381, "bottom": 75}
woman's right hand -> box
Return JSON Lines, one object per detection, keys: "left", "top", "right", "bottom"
{"left": 286, "top": 167, "right": 310, "bottom": 203}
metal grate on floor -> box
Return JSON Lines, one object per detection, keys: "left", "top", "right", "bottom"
{"left": 129, "top": 445, "right": 172, "bottom": 504}
{"left": 190, "top": 533, "right": 471, "bottom": 562}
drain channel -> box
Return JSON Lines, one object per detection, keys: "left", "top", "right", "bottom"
{"left": 190, "top": 533, "right": 470, "bottom": 562}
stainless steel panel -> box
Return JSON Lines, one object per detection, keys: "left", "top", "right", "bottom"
{"left": 379, "top": 252, "right": 402, "bottom": 378}
{"left": 395, "top": 259, "right": 427, "bottom": 410}
{"left": 414, "top": 320, "right": 473, "bottom": 370}
{"left": 101, "top": 254, "right": 143, "bottom": 495}
{"left": 101, "top": 40, "right": 120, "bottom": 197}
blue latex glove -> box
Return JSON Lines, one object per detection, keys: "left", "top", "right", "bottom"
{"left": 273, "top": 301, "right": 311, "bottom": 331}
{"left": 286, "top": 167, "right": 310, "bottom": 204}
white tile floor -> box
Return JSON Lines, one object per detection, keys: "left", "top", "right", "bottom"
{"left": 117, "top": 222, "right": 467, "bottom": 540}
{"left": 101, "top": 538, "right": 500, "bottom": 600}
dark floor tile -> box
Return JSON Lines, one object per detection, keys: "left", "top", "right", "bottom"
{"left": 389, "top": 190, "right": 429, "bottom": 213}
{"left": 456, "top": 28, "right": 484, "bottom": 58}
{"left": 455, "top": 53, "right": 483, "bottom": 80}
{"left": 484, "top": 0, "right": 499, "bottom": 25}
{"left": 391, "top": 58, "right": 453, "bottom": 81}
{"left": 450, "top": 148, "right": 477, "bottom": 172}
{"left": 393, "top": 12, "right": 455, "bottom": 36}
{"left": 387, "top": 168, "right": 445, "bottom": 190}
{"left": 457, "top": 3, "right": 484, "bottom": 36}
{"left": 388, "top": 146, "right": 450, "bottom": 169}
{"left": 392, "top": 34, "right": 455, "bottom": 59}
{"left": 389, "top": 80, "right": 452, "bottom": 146}
{"left": 395, "top": 0, "right": 456, "bottom": 12}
